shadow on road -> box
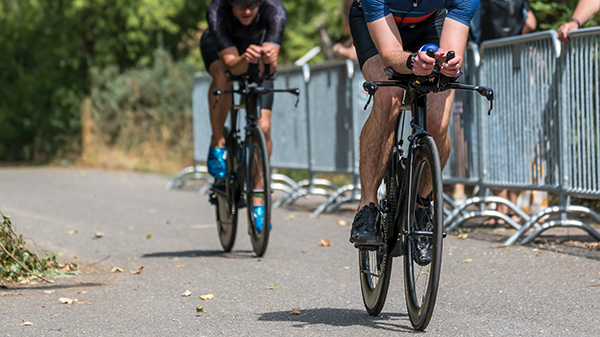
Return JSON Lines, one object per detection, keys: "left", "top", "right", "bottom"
{"left": 258, "top": 308, "right": 417, "bottom": 333}
{"left": 140, "top": 250, "right": 257, "bottom": 260}
{"left": 2, "top": 282, "right": 104, "bottom": 291}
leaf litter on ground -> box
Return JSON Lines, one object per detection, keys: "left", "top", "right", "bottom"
{"left": 291, "top": 308, "right": 301, "bottom": 315}
{"left": 182, "top": 290, "right": 192, "bottom": 297}
{"left": 130, "top": 266, "right": 143, "bottom": 274}
{"left": 199, "top": 293, "right": 214, "bottom": 300}
{"left": 319, "top": 239, "right": 331, "bottom": 247}
{"left": 110, "top": 267, "right": 123, "bottom": 273}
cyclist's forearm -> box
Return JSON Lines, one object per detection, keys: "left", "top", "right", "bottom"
{"left": 220, "top": 55, "right": 250, "bottom": 76}
{"left": 439, "top": 18, "right": 469, "bottom": 65}
{"left": 218, "top": 47, "right": 252, "bottom": 75}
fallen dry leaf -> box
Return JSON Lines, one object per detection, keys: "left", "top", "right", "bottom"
{"left": 337, "top": 220, "right": 348, "bottom": 226}
{"left": 319, "top": 239, "right": 331, "bottom": 247}
{"left": 92, "top": 232, "right": 104, "bottom": 239}
{"left": 199, "top": 293, "right": 214, "bottom": 300}
{"left": 66, "top": 229, "right": 78, "bottom": 235}
{"left": 130, "top": 266, "right": 144, "bottom": 274}
{"left": 78, "top": 291, "right": 88, "bottom": 294}
{"left": 196, "top": 305, "right": 204, "bottom": 314}
{"left": 173, "top": 319, "right": 179, "bottom": 322}
{"left": 463, "top": 259, "right": 473, "bottom": 263}
{"left": 77, "top": 280, "right": 86, "bottom": 284}
{"left": 44, "top": 290, "right": 55, "bottom": 294}
{"left": 457, "top": 233, "right": 468, "bottom": 240}
{"left": 535, "top": 251, "right": 544, "bottom": 256}
{"left": 21, "top": 321, "right": 34, "bottom": 326}
{"left": 146, "top": 234, "right": 153, "bottom": 240}
{"left": 173, "top": 265, "right": 186, "bottom": 268}
{"left": 170, "top": 257, "right": 180, "bottom": 261}
{"left": 343, "top": 266, "right": 350, "bottom": 270}
{"left": 109, "top": 276, "right": 117, "bottom": 280}
{"left": 286, "top": 214, "right": 295, "bottom": 220}
{"left": 111, "top": 267, "right": 124, "bottom": 273}
{"left": 266, "top": 284, "right": 277, "bottom": 290}
{"left": 182, "top": 290, "right": 192, "bottom": 297}
{"left": 302, "top": 250, "right": 307, "bottom": 254}
{"left": 59, "top": 297, "right": 73, "bottom": 304}
{"left": 291, "top": 308, "right": 301, "bottom": 315}
{"left": 589, "top": 284, "right": 600, "bottom": 287}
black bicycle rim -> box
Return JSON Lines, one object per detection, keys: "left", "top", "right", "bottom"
{"left": 359, "top": 161, "right": 400, "bottom": 315}
{"left": 215, "top": 127, "right": 239, "bottom": 252}
{"left": 246, "top": 126, "right": 271, "bottom": 257}
{"left": 403, "top": 135, "right": 443, "bottom": 331}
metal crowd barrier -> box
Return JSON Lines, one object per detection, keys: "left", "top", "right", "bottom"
{"left": 443, "top": 29, "right": 600, "bottom": 245}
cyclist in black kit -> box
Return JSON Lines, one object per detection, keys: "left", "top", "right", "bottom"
{"left": 200, "top": 0, "right": 286, "bottom": 231}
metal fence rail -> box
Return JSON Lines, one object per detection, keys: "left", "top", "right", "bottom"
{"left": 505, "top": 27, "right": 600, "bottom": 244}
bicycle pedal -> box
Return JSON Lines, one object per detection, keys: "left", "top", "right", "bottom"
{"left": 209, "top": 193, "right": 218, "bottom": 206}
{"left": 354, "top": 243, "right": 379, "bottom": 251}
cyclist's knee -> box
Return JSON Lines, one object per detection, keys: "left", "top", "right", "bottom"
{"left": 258, "top": 110, "right": 272, "bottom": 136}
{"left": 209, "top": 61, "right": 230, "bottom": 87}
{"left": 373, "top": 88, "right": 402, "bottom": 123}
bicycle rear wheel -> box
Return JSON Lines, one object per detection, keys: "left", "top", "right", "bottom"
{"left": 245, "top": 125, "right": 271, "bottom": 257}
{"left": 214, "top": 127, "right": 239, "bottom": 252}
{"left": 359, "top": 159, "right": 399, "bottom": 315}
{"left": 403, "top": 135, "right": 444, "bottom": 331}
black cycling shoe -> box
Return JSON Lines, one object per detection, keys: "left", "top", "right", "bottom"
{"left": 412, "top": 194, "right": 434, "bottom": 266}
{"left": 350, "top": 203, "right": 383, "bottom": 247}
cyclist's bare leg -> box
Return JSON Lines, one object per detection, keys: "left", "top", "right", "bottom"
{"left": 359, "top": 55, "right": 404, "bottom": 210}
{"left": 417, "top": 90, "right": 453, "bottom": 198}
{"left": 253, "top": 109, "right": 272, "bottom": 206}
{"left": 208, "top": 60, "right": 233, "bottom": 148}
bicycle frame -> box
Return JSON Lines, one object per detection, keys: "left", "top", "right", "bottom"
{"left": 363, "top": 69, "right": 494, "bottom": 257}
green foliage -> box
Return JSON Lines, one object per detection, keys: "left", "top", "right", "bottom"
{"left": 90, "top": 48, "right": 195, "bottom": 152}
{"left": 0, "top": 0, "right": 207, "bottom": 161}
{"left": 0, "top": 212, "right": 62, "bottom": 284}
{"left": 530, "top": 0, "right": 600, "bottom": 31}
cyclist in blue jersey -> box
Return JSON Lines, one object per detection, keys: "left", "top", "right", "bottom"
{"left": 348, "top": 0, "right": 478, "bottom": 264}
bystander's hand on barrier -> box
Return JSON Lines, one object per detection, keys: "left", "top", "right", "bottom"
{"left": 557, "top": 0, "right": 600, "bottom": 43}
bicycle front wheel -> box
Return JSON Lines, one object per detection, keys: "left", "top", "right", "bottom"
{"left": 403, "top": 135, "right": 444, "bottom": 331}
{"left": 214, "top": 127, "right": 239, "bottom": 252}
{"left": 245, "top": 125, "right": 271, "bottom": 257}
{"left": 358, "top": 164, "right": 398, "bottom": 315}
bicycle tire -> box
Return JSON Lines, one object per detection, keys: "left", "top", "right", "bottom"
{"left": 403, "top": 135, "right": 444, "bottom": 331}
{"left": 245, "top": 125, "right": 271, "bottom": 257}
{"left": 215, "top": 127, "right": 239, "bottom": 252}
{"left": 358, "top": 161, "right": 398, "bottom": 315}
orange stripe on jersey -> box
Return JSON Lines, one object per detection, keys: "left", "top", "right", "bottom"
{"left": 393, "top": 11, "right": 435, "bottom": 24}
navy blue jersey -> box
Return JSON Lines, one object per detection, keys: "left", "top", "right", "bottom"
{"left": 362, "top": 0, "right": 479, "bottom": 27}
{"left": 206, "top": 0, "right": 287, "bottom": 52}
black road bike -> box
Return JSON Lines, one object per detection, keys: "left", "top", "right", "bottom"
{"left": 358, "top": 50, "right": 494, "bottom": 330}
{"left": 209, "top": 65, "right": 299, "bottom": 257}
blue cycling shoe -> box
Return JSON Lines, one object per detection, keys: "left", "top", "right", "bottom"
{"left": 252, "top": 205, "right": 272, "bottom": 233}
{"left": 207, "top": 146, "right": 227, "bottom": 179}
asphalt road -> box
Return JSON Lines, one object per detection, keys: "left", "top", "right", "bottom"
{"left": 1, "top": 167, "right": 599, "bottom": 336}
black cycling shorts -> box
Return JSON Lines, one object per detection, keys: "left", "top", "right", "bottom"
{"left": 200, "top": 31, "right": 274, "bottom": 110}
{"left": 349, "top": 3, "right": 446, "bottom": 70}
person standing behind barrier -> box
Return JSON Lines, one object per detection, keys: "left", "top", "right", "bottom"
{"left": 347, "top": 0, "right": 478, "bottom": 253}
{"left": 471, "top": 0, "right": 537, "bottom": 225}
{"left": 557, "top": 0, "right": 600, "bottom": 42}
{"left": 333, "top": 0, "right": 358, "bottom": 60}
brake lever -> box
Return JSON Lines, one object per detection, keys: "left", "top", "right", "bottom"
{"left": 363, "top": 81, "right": 379, "bottom": 110}
{"left": 290, "top": 88, "right": 300, "bottom": 107}
{"left": 212, "top": 89, "right": 222, "bottom": 109}
{"left": 476, "top": 86, "right": 494, "bottom": 115}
